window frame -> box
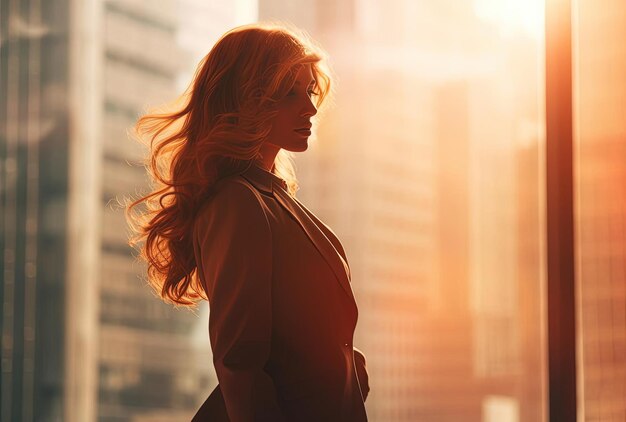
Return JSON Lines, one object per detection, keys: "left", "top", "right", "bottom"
{"left": 545, "top": 0, "right": 578, "bottom": 420}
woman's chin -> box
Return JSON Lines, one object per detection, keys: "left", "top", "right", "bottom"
{"left": 285, "top": 141, "right": 309, "bottom": 152}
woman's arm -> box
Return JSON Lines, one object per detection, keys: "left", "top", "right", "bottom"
{"left": 194, "top": 180, "right": 285, "bottom": 422}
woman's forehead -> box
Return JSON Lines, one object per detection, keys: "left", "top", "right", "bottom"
{"left": 292, "top": 64, "right": 315, "bottom": 84}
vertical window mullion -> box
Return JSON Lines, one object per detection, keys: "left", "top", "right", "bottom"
{"left": 545, "top": 0, "right": 577, "bottom": 421}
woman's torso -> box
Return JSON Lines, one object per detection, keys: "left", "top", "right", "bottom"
{"left": 194, "top": 164, "right": 366, "bottom": 421}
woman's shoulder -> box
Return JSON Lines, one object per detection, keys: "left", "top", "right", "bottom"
{"left": 192, "top": 175, "right": 272, "bottom": 248}
{"left": 212, "top": 174, "right": 258, "bottom": 198}
{"left": 195, "top": 175, "right": 267, "bottom": 222}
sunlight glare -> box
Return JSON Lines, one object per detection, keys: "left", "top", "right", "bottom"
{"left": 473, "top": 0, "right": 544, "bottom": 38}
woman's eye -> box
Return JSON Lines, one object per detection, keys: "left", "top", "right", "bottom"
{"left": 286, "top": 87, "right": 318, "bottom": 98}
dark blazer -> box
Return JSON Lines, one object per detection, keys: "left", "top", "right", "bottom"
{"left": 191, "top": 163, "right": 369, "bottom": 421}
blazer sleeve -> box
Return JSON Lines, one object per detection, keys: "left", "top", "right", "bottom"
{"left": 353, "top": 346, "right": 370, "bottom": 402}
{"left": 194, "top": 180, "right": 286, "bottom": 422}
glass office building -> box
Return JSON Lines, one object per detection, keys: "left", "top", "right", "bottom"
{"left": 1, "top": 1, "right": 249, "bottom": 420}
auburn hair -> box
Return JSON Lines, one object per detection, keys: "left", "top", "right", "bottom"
{"left": 125, "top": 23, "right": 333, "bottom": 308}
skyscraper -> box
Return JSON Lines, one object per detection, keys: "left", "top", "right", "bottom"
{"left": 575, "top": 1, "right": 626, "bottom": 419}
{"left": 1, "top": 1, "right": 254, "bottom": 420}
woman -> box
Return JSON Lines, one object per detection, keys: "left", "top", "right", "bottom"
{"left": 126, "top": 23, "right": 369, "bottom": 421}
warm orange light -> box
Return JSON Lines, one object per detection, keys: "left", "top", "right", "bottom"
{"left": 474, "top": 0, "right": 545, "bottom": 38}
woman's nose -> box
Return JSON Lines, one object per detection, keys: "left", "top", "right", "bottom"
{"left": 302, "top": 96, "right": 318, "bottom": 117}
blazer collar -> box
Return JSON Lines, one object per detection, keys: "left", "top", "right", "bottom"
{"left": 240, "top": 161, "right": 356, "bottom": 304}
{"left": 273, "top": 190, "right": 357, "bottom": 304}
{"left": 240, "top": 161, "right": 288, "bottom": 194}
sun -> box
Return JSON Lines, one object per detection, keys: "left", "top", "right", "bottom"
{"left": 473, "top": 0, "right": 545, "bottom": 38}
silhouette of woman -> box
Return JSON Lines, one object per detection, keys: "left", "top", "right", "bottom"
{"left": 126, "top": 23, "right": 369, "bottom": 421}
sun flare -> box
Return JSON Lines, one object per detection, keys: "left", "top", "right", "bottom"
{"left": 473, "top": 0, "right": 544, "bottom": 38}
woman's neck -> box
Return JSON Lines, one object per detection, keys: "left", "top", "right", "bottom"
{"left": 257, "top": 143, "right": 280, "bottom": 172}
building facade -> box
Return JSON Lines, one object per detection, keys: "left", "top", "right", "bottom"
{"left": 1, "top": 0, "right": 252, "bottom": 421}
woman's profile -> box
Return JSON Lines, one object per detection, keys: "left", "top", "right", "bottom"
{"left": 126, "top": 23, "right": 369, "bottom": 421}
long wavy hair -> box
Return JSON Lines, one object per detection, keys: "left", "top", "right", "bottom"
{"left": 125, "top": 23, "right": 333, "bottom": 308}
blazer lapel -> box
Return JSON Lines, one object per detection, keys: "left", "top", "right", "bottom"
{"left": 272, "top": 187, "right": 355, "bottom": 301}
{"left": 294, "top": 196, "right": 352, "bottom": 282}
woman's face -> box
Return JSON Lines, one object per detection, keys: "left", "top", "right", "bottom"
{"left": 265, "top": 64, "right": 318, "bottom": 152}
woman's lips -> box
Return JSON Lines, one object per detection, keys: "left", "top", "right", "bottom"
{"left": 294, "top": 128, "right": 312, "bottom": 136}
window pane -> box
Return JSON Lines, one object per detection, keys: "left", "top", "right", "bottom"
{"left": 574, "top": 1, "right": 626, "bottom": 420}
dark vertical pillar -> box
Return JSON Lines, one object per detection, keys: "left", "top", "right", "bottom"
{"left": 545, "top": 0, "right": 577, "bottom": 420}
